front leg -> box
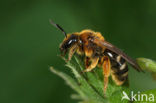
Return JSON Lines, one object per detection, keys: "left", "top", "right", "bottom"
{"left": 67, "top": 44, "right": 78, "bottom": 62}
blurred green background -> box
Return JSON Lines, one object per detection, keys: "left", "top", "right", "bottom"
{"left": 1, "top": 0, "right": 156, "bottom": 103}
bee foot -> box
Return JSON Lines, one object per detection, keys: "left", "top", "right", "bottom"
{"left": 82, "top": 69, "right": 90, "bottom": 73}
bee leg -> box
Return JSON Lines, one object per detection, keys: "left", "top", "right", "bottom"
{"left": 58, "top": 54, "right": 68, "bottom": 62}
{"left": 67, "top": 45, "right": 78, "bottom": 62}
{"left": 102, "top": 56, "right": 111, "bottom": 95}
{"left": 58, "top": 49, "right": 68, "bottom": 62}
{"left": 83, "top": 57, "right": 99, "bottom": 72}
{"left": 85, "top": 57, "right": 90, "bottom": 68}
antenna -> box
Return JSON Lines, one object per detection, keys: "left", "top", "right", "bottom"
{"left": 49, "top": 19, "right": 67, "bottom": 38}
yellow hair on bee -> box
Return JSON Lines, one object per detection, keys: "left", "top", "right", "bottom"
{"left": 111, "top": 70, "right": 125, "bottom": 85}
{"left": 80, "top": 29, "right": 94, "bottom": 34}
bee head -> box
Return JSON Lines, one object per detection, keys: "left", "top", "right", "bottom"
{"left": 59, "top": 34, "right": 78, "bottom": 55}
{"left": 49, "top": 19, "right": 79, "bottom": 55}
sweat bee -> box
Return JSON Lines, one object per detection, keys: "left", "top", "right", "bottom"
{"left": 50, "top": 20, "right": 143, "bottom": 93}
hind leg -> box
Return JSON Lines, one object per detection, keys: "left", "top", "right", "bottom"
{"left": 102, "top": 56, "right": 111, "bottom": 94}
{"left": 85, "top": 57, "right": 90, "bottom": 69}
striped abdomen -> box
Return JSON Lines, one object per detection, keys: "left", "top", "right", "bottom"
{"left": 104, "top": 49, "right": 128, "bottom": 85}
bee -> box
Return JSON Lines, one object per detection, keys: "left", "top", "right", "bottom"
{"left": 50, "top": 20, "right": 143, "bottom": 94}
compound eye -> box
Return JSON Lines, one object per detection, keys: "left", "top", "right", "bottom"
{"left": 67, "top": 38, "right": 77, "bottom": 48}
{"left": 67, "top": 39, "right": 73, "bottom": 45}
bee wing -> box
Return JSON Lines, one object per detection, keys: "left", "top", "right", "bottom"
{"left": 94, "top": 38, "right": 143, "bottom": 72}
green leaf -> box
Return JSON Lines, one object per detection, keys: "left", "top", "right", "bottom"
{"left": 51, "top": 55, "right": 130, "bottom": 103}
{"left": 136, "top": 58, "right": 156, "bottom": 72}
{"left": 50, "top": 67, "right": 87, "bottom": 100}
{"left": 136, "top": 58, "right": 156, "bottom": 80}
{"left": 50, "top": 55, "right": 129, "bottom": 103}
{"left": 51, "top": 56, "right": 156, "bottom": 103}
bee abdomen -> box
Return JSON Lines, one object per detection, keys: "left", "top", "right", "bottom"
{"left": 104, "top": 49, "right": 128, "bottom": 85}
{"left": 112, "top": 56, "right": 128, "bottom": 84}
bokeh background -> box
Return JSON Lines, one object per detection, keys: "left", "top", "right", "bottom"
{"left": 1, "top": 0, "right": 156, "bottom": 103}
